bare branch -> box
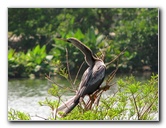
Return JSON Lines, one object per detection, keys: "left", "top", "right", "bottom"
{"left": 54, "top": 96, "right": 61, "bottom": 120}
{"left": 45, "top": 74, "right": 76, "bottom": 92}
{"left": 45, "top": 74, "right": 64, "bottom": 89}
{"left": 106, "top": 68, "right": 118, "bottom": 86}
{"left": 139, "top": 91, "right": 158, "bottom": 119}
{"left": 131, "top": 93, "right": 140, "bottom": 119}
{"left": 74, "top": 61, "right": 85, "bottom": 85}
{"left": 65, "top": 48, "right": 74, "bottom": 89}
{"left": 99, "top": 48, "right": 106, "bottom": 61}
{"left": 105, "top": 47, "right": 127, "bottom": 68}
{"left": 33, "top": 115, "right": 48, "bottom": 120}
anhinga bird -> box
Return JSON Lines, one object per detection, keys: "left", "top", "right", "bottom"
{"left": 56, "top": 37, "right": 106, "bottom": 117}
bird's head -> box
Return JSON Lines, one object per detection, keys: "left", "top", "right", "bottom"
{"left": 56, "top": 37, "right": 77, "bottom": 43}
{"left": 66, "top": 37, "right": 80, "bottom": 44}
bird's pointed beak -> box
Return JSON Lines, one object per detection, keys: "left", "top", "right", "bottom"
{"left": 56, "top": 38, "right": 68, "bottom": 42}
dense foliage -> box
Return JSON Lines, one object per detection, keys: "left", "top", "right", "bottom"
{"left": 8, "top": 45, "right": 60, "bottom": 78}
{"left": 8, "top": 8, "right": 158, "bottom": 78}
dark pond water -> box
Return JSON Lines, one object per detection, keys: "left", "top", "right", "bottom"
{"left": 8, "top": 73, "right": 152, "bottom": 120}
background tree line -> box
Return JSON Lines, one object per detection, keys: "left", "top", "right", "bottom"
{"left": 8, "top": 8, "right": 158, "bottom": 78}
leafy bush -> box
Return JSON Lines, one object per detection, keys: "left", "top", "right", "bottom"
{"left": 8, "top": 108, "right": 31, "bottom": 120}
{"left": 8, "top": 44, "right": 59, "bottom": 78}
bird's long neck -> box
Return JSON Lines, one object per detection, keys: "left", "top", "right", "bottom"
{"left": 69, "top": 38, "right": 97, "bottom": 66}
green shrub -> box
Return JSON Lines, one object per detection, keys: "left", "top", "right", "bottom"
{"left": 8, "top": 45, "right": 59, "bottom": 78}
{"left": 8, "top": 108, "right": 31, "bottom": 120}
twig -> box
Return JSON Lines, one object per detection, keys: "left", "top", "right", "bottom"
{"left": 99, "top": 48, "right": 106, "bottom": 61}
{"left": 33, "top": 115, "right": 48, "bottom": 120}
{"left": 80, "top": 97, "right": 87, "bottom": 110}
{"left": 54, "top": 95, "right": 61, "bottom": 120}
{"left": 45, "top": 73, "right": 76, "bottom": 92}
{"left": 45, "top": 36, "right": 54, "bottom": 46}
{"left": 74, "top": 61, "right": 85, "bottom": 85}
{"left": 105, "top": 47, "right": 127, "bottom": 68}
{"left": 106, "top": 68, "right": 118, "bottom": 86}
{"left": 131, "top": 93, "right": 140, "bottom": 119}
{"left": 106, "top": 59, "right": 119, "bottom": 87}
{"left": 65, "top": 48, "right": 75, "bottom": 89}
{"left": 139, "top": 102, "right": 148, "bottom": 115}
{"left": 45, "top": 74, "right": 64, "bottom": 89}
{"left": 94, "top": 90, "right": 104, "bottom": 106}
{"left": 139, "top": 91, "right": 158, "bottom": 119}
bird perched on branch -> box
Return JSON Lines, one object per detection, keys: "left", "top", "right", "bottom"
{"left": 55, "top": 37, "right": 106, "bottom": 117}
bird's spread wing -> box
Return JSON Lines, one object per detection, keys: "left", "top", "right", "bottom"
{"left": 67, "top": 37, "right": 95, "bottom": 66}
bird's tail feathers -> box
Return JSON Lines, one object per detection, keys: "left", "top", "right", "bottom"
{"left": 54, "top": 95, "right": 81, "bottom": 117}
{"left": 54, "top": 95, "right": 77, "bottom": 118}
{"left": 57, "top": 96, "right": 76, "bottom": 111}
{"left": 63, "top": 99, "right": 79, "bottom": 116}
